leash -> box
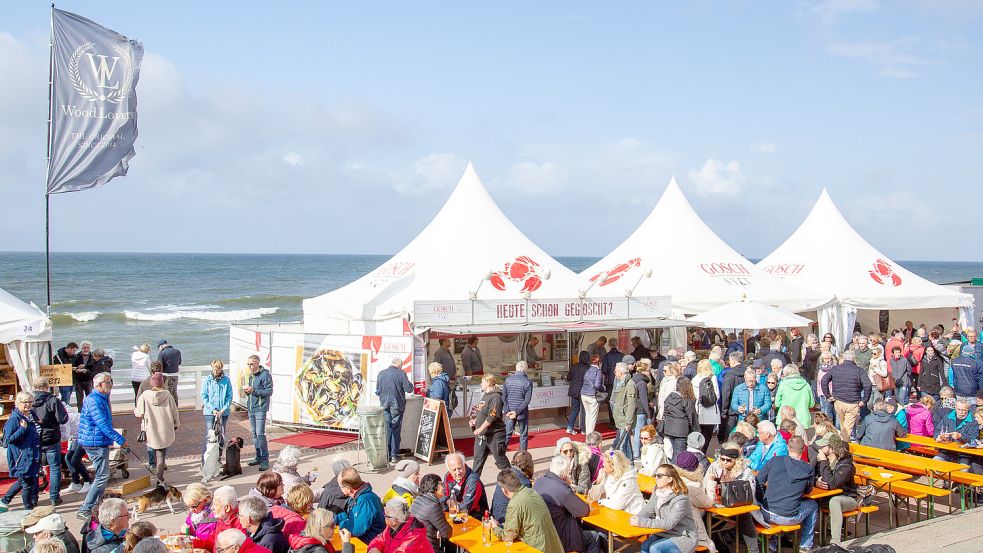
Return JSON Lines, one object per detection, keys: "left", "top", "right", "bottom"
{"left": 121, "top": 445, "right": 167, "bottom": 486}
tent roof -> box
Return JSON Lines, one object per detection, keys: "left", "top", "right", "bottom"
{"left": 303, "top": 163, "right": 585, "bottom": 330}
{"left": 758, "top": 189, "right": 973, "bottom": 310}
{"left": 580, "top": 178, "right": 834, "bottom": 314}
{"left": 0, "top": 287, "right": 51, "bottom": 343}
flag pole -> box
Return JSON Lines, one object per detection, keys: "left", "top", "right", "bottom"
{"left": 45, "top": 4, "right": 55, "bottom": 318}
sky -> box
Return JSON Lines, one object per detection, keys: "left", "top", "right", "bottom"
{"left": 2, "top": 1, "right": 982, "bottom": 261}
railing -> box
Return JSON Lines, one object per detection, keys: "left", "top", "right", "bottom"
{"left": 110, "top": 365, "right": 217, "bottom": 411}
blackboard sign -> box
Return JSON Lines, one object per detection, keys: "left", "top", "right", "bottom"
{"left": 414, "top": 398, "right": 454, "bottom": 464}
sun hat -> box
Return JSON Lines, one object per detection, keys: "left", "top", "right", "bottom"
{"left": 26, "top": 513, "right": 66, "bottom": 533}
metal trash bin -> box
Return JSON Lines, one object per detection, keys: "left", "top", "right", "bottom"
{"left": 358, "top": 406, "right": 389, "bottom": 470}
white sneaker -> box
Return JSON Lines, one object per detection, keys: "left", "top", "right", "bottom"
{"left": 79, "top": 483, "right": 92, "bottom": 494}
{"left": 66, "top": 483, "right": 82, "bottom": 493}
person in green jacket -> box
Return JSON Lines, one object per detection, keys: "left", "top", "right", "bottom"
{"left": 775, "top": 365, "right": 816, "bottom": 428}
{"left": 611, "top": 362, "right": 638, "bottom": 459}
{"left": 491, "top": 469, "right": 564, "bottom": 553}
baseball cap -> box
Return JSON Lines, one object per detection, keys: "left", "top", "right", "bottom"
{"left": 26, "top": 513, "right": 66, "bottom": 534}
{"left": 395, "top": 459, "right": 420, "bottom": 478}
{"left": 814, "top": 434, "right": 833, "bottom": 448}
{"left": 622, "top": 355, "right": 636, "bottom": 365}
{"left": 157, "top": 339, "right": 168, "bottom": 347}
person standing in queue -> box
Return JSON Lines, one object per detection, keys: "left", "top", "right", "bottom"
{"left": 375, "top": 357, "right": 414, "bottom": 465}
{"left": 503, "top": 361, "right": 534, "bottom": 451}
{"left": 243, "top": 355, "right": 273, "bottom": 471}
{"left": 470, "top": 374, "right": 509, "bottom": 478}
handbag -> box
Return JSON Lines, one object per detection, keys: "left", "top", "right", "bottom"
{"left": 872, "top": 371, "right": 896, "bottom": 393}
{"left": 137, "top": 430, "right": 147, "bottom": 443}
{"left": 718, "top": 478, "right": 754, "bottom": 507}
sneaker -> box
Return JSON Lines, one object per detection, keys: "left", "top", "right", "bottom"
{"left": 79, "top": 483, "right": 92, "bottom": 494}
{"left": 51, "top": 497, "right": 63, "bottom": 506}
{"left": 66, "top": 483, "right": 82, "bottom": 493}
{"left": 0, "top": 502, "right": 8, "bottom": 514}
{"left": 566, "top": 428, "right": 575, "bottom": 435}
{"left": 258, "top": 462, "right": 269, "bottom": 471}
{"left": 76, "top": 511, "right": 90, "bottom": 521}
{"left": 247, "top": 459, "right": 262, "bottom": 467}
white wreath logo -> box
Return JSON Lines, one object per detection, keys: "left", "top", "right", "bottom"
{"left": 69, "top": 42, "right": 134, "bottom": 104}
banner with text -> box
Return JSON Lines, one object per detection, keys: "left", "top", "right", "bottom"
{"left": 413, "top": 296, "right": 672, "bottom": 326}
{"left": 48, "top": 8, "right": 143, "bottom": 194}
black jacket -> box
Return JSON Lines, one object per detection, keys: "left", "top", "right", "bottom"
{"left": 159, "top": 345, "right": 182, "bottom": 374}
{"left": 821, "top": 361, "right": 872, "bottom": 404}
{"left": 32, "top": 390, "right": 68, "bottom": 446}
{"left": 919, "top": 355, "right": 946, "bottom": 395}
{"left": 72, "top": 352, "right": 95, "bottom": 383}
{"left": 757, "top": 455, "right": 814, "bottom": 517}
{"left": 788, "top": 337, "right": 804, "bottom": 364}
{"left": 54, "top": 347, "right": 75, "bottom": 366}
{"left": 567, "top": 352, "right": 589, "bottom": 399}
{"left": 817, "top": 453, "right": 858, "bottom": 499}
{"left": 719, "top": 365, "right": 746, "bottom": 419}
{"left": 91, "top": 356, "right": 113, "bottom": 378}
{"left": 631, "top": 345, "right": 652, "bottom": 361}
{"left": 631, "top": 372, "right": 653, "bottom": 418}
{"left": 801, "top": 347, "right": 821, "bottom": 381}
{"left": 660, "top": 392, "right": 697, "bottom": 438}
{"left": 250, "top": 512, "right": 289, "bottom": 553}
{"left": 533, "top": 471, "right": 590, "bottom": 553}
{"left": 409, "top": 492, "right": 452, "bottom": 552}
{"left": 318, "top": 479, "right": 349, "bottom": 513}
{"left": 475, "top": 390, "right": 505, "bottom": 433}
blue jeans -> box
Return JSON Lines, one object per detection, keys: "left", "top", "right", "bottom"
{"left": 58, "top": 386, "right": 72, "bottom": 404}
{"left": 631, "top": 415, "right": 649, "bottom": 460}
{"left": 819, "top": 395, "right": 836, "bottom": 424}
{"left": 203, "top": 412, "right": 230, "bottom": 454}
{"left": 249, "top": 410, "right": 269, "bottom": 463}
{"left": 42, "top": 445, "right": 62, "bottom": 501}
{"left": 382, "top": 405, "right": 404, "bottom": 461}
{"left": 893, "top": 384, "right": 910, "bottom": 405}
{"left": 762, "top": 499, "right": 818, "bottom": 548}
{"left": 2, "top": 476, "right": 39, "bottom": 509}
{"left": 616, "top": 429, "right": 633, "bottom": 459}
{"left": 66, "top": 443, "right": 91, "bottom": 484}
{"left": 640, "top": 535, "right": 682, "bottom": 553}
{"left": 504, "top": 416, "right": 529, "bottom": 451}
{"left": 566, "top": 398, "right": 584, "bottom": 431}
{"left": 80, "top": 446, "right": 110, "bottom": 513}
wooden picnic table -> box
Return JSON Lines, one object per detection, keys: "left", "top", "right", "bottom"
{"left": 854, "top": 462, "right": 913, "bottom": 528}
{"left": 850, "top": 442, "right": 969, "bottom": 486}
{"left": 900, "top": 434, "right": 983, "bottom": 458}
{"left": 443, "top": 513, "right": 541, "bottom": 553}
{"left": 330, "top": 529, "right": 367, "bottom": 553}
{"left": 705, "top": 504, "right": 759, "bottom": 553}
{"left": 578, "top": 494, "right": 663, "bottom": 553}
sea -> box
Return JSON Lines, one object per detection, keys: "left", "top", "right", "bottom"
{"left": 1, "top": 252, "right": 981, "bottom": 373}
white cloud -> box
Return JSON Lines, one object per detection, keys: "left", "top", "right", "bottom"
{"left": 282, "top": 152, "right": 304, "bottom": 166}
{"left": 827, "top": 37, "right": 926, "bottom": 78}
{"left": 687, "top": 159, "right": 750, "bottom": 197}
{"left": 393, "top": 153, "right": 466, "bottom": 194}
{"left": 752, "top": 142, "right": 777, "bottom": 154}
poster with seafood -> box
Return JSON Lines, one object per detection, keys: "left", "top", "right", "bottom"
{"left": 292, "top": 333, "right": 414, "bottom": 430}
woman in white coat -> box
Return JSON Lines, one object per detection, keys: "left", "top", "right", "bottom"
{"left": 691, "top": 360, "right": 720, "bottom": 454}
{"left": 590, "top": 449, "right": 646, "bottom": 515}
{"left": 130, "top": 343, "right": 152, "bottom": 405}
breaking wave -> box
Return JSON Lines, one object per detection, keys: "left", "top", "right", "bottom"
{"left": 123, "top": 307, "right": 278, "bottom": 322}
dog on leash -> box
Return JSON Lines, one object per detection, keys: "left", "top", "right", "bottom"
{"left": 201, "top": 426, "right": 223, "bottom": 483}
{"left": 221, "top": 437, "right": 245, "bottom": 480}
{"left": 133, "top": 484, "right": 182, "bottom": 520}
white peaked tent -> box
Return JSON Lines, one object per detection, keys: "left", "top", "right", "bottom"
{"left": 580, "top": 178, "right": 834, "bottom": 316}
{"left": 0, "top": 287, "right": 53, "bottom": 390}
{"left": 303, "top": 163, "right": 587, "bottom": 335}
{"left": 758, "top": 189, "right": 975, "bottom": 346}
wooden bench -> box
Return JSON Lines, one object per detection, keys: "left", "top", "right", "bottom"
{"left": 949, "top": 471, "right": 983, "bottom": 508}
{"left": 822, "top": 504, "right": 879, "bottom": 540}
{"left": 891, "top": 480, "right": 950, "bottom": 521}
{"left": 755, "top": 524, "right": 801, "bottom": 553}
{"left": 907, "top": 444, "right": 939, "bottom": 457}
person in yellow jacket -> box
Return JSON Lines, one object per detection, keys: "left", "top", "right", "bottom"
{"left": 382, "top": 460, "right": 420, "bottom": 506}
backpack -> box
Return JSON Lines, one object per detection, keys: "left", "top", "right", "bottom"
{"left": 699, "top": 376, "right": 717, "bottom": 408}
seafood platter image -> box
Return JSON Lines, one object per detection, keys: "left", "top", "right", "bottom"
{"left": 294, "top": 348, "right": 364, "bottom": 427}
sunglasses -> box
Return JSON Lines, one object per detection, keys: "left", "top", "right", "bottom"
{"left": 561, "top": 448, "right": 574, "bottom": 454}
{"left": 767, "top": 381, "right": 777, "bottom": 386}
{"left": 640, "top": 435, "right": 652, "bottom": 441}
{"left": 719, "top": 456, "right": 735, "bottom": 463}
{"left": 655, "top": 473, "right": 671, "bottom": 478}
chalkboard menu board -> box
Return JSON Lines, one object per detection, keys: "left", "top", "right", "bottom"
{"left": 414, "top": 398, "right": 454, "bottom": 464}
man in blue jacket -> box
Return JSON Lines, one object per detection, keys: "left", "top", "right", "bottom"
{"left": 935, "top": 399, "right": 979, "bottom": 467}
{"left": 747, "top": 420, "right": 788, "bottom": 472}
{"left": 243, "top": 355, "right": 273, "bottom": 470}
{"left": 375, "top": 357, "right": 414, "bottom": 464}
{"left": 335, "top": 466, "right": 386, "bottom": 543}
{"left": 77, "top": 372, "right": 127, "bottom": 520}
{"left": 950, "top": 347, "right": 983, "bottom": 404}
{"left": 503, "top": 361, "right": 534, "bottom": 451}
{"left": 756, "top": 436, "right": 817, "bottom": 551}
{"left": 730, "top": 368, "right": 771, "bottom": 422}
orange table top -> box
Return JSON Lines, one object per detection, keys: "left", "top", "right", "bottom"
{"left": 638, "top": 473, "right": 656, "bottom": 495}
{"left": 577, "top": 495, "right": 664, "bottom": 538}
{"left": 849, "top": 443, "right": 969, "bottom": 475}
{"left": 804, "top": 487, "right": 843, "bottom": 500}
{"left": 443, "top": 513, "right": 541, "bottom": 552}
{"left": 854, "top": 463, "right": 913, "bottom": 484}
{"left": 706, "top": 504, "right": 759, "bottom": 517}
{"left": 330, "top": 529, "right": 367, "bottom": 553}
{"left": 899, "top": 434, "right": 983, "bottom": 457}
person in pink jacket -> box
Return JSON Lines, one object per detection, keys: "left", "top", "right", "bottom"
{"left": 906, "top": 395, "right": 936, "bottom": 438}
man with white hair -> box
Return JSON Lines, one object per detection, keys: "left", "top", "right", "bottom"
{"left": 747, "top": 420, "right": 788, "bottom": 472}
{"left": 533, "top": 455, "right": 602, "bottom": 553}
{"left": 349, "top": 498, "right": 430, "bottom": 553}
{"left": 503, "top": 361, "right": 534, "bottom": 451}
{"left": 84, "top": 497, "right": 129, "bottom": 553}
{"left": 238, "top": 495, "right": 288, "bottom": 553}
{"left": 853, "top": 336, "right": 873, "bottom": 369}
{"left": 193, "top": 485, "right": 244, "bottom": 551}
{"left": 682, "top": 351, "right": 698, "bottom": 379}
{"left": 76, "top": 372, "right": 127, "bottom": 520}
{"left": 215, "top": 528, "right": 268, "bottom": 553}
{"left": 243, "top": 354, "right": 273, "bottom": 470}
{"left": 375, "top": 356, "right": 414, "bottom": 465}
{"left": 442, "top": 452, "right": 488, "bottom": 518}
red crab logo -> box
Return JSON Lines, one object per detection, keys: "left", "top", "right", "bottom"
{"left": 868, "top": 258, "right": 902, "bottom": 286}
{"left": 490, "top": 256, "right": 543, "bottom": 293}
{"left": 589, "top": 257, "right": 642, "bottom": 287}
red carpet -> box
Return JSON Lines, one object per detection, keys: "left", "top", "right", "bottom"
{"left": 453, "top": 424, "right": 617, "bottom": 456}
{"left": 271, "top": 430, "right": 358, "bottom": 449}
{"left": 0, "top": 478, "right": 16, "bottom": 496}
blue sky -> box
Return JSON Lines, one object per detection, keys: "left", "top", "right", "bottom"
{"left": 2, "top": 1, "right": 981, "bottom": 260}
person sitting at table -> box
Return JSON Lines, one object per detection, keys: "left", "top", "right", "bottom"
{"left": 183, "top": 483, "right": 219, "bottom": 544}
{"left": 591, "top": 450, "right": 645, "bottom": 515}
{"left": 886, "top": 397, "right": 911, "bottom": 450}
{"left": 813, "top": 434, "right": 858, "bottom": 545}
{"left": 906, "top": 395, "right": 936, "bottom": 438}
{"left": 490, "top": 469, "right": 564, "bottom": 553}
{"left": 934, "top": 399, "right": 980, "bottom": 467}
{"left": 84, "top": 497, "right": 130, "bottom": 553}
{"left": 776, "top": 405, "right": 807, "bottom": 439}
{"left": 638, "top": 424, "right": 668, "bottom": 476}
{"left": 383, "top": 460, "right": 421, "bottom": 507}
{"left": 755, "top": 436, "right": 817, "bottom": 552}
{"left": 215, "top": 528, "right": 270, "bottom": 553}
{"left": 288, "top": 508, "right": 336, "bottom": 553}
{"left": 192, "top": 485, "right": 243, "bottom": 551}
{"left": 238, "top": 496, "right": 289, "bottom": 553}
{"left": 630, "top": 464, "right": 697, "bottom": 553}
{"left": 534, "top": 455, "right": 604, "bottom": 553}
{"left": 409, "top": 474, "right": 453, "bottom": 553}
{"left": 778, "top": 419, "right": 808, "bottom": 462}
{"left": 280, "top": 483, "right": 315, "bottom": 541}
{"left": 492, "top": 450, "right": 534, "bottom": 523}
{"left": 684, "top": 432, "right": 711, "bottom": 473}
{"left": 554, "top": 437, "right": 593, "bottom": 493}
{"left": 857, "top": 400, "right": 908, "bottom": 451}
{"left": 674, "top": 452, "right": 717, "bottom": 552}
{"left": 318, "top": 459, "right": 352, "bottom": 514}
{"left": 345, "top": 498, "right": 429, "bottom": 553}
{"left": 933, "top": 387, "right": 957, "bottom": 428}
{"left": 334, "top": 467, "right": 386, "bottom": 543}
{"left": 704, "top": 442, "right": 761, "bottom": 553}
{"left": 747, "top": 421, "right": 788, "bottom": 472}
{"left": 442, "top": 452, "right": 488, "bottom": 519}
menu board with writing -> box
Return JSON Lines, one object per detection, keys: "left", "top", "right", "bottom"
{"left": 40, "top": 364, "right": 73, "bottom": 388}
{"left": 414, "top": 397, "right": 455, "bottom": 464}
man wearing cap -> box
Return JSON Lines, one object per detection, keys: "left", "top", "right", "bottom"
{"left": 157, "top": 339, "right": 182, "bottom": 404}
{"left": 318, "top": 459, "right": 352, "bottom": 513}
{"left": 376, "top": 357, "right": 415, "bottom": 465}
{"left": 383, "top": 460, "right": 421, "bottom": 506}
{"left": 24, "top": 513, "right": 80, "bottom": 553}
{"left": 503, "top": 361, "right": 534, "bottom": 451}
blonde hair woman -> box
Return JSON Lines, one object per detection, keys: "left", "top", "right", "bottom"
{"left": 425, "top": 361, "right": 451, "bottom": 405}
{"left": 592, "top": 450, "right": 645, "bottom": 514}
{"left": 657, "top": 361, "right": 681, "bottom": 421}
{"left": 281, "top": 483, "right": 316, "bottom": 540}
{"left": 632, "top": 464, "right": 698, "bottom": 553}
{"left": 182, "top": 483, "right": 216, "bottom": 541}
{"left": 691, "top": 360, "right": 719, "bottom": 454}
{"left": 291, "top": 508, "right": 336, "bottom": 553}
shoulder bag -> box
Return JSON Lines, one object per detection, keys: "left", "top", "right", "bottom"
{"left": 718, "top": 478, "right": 754, "bottom": 507}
